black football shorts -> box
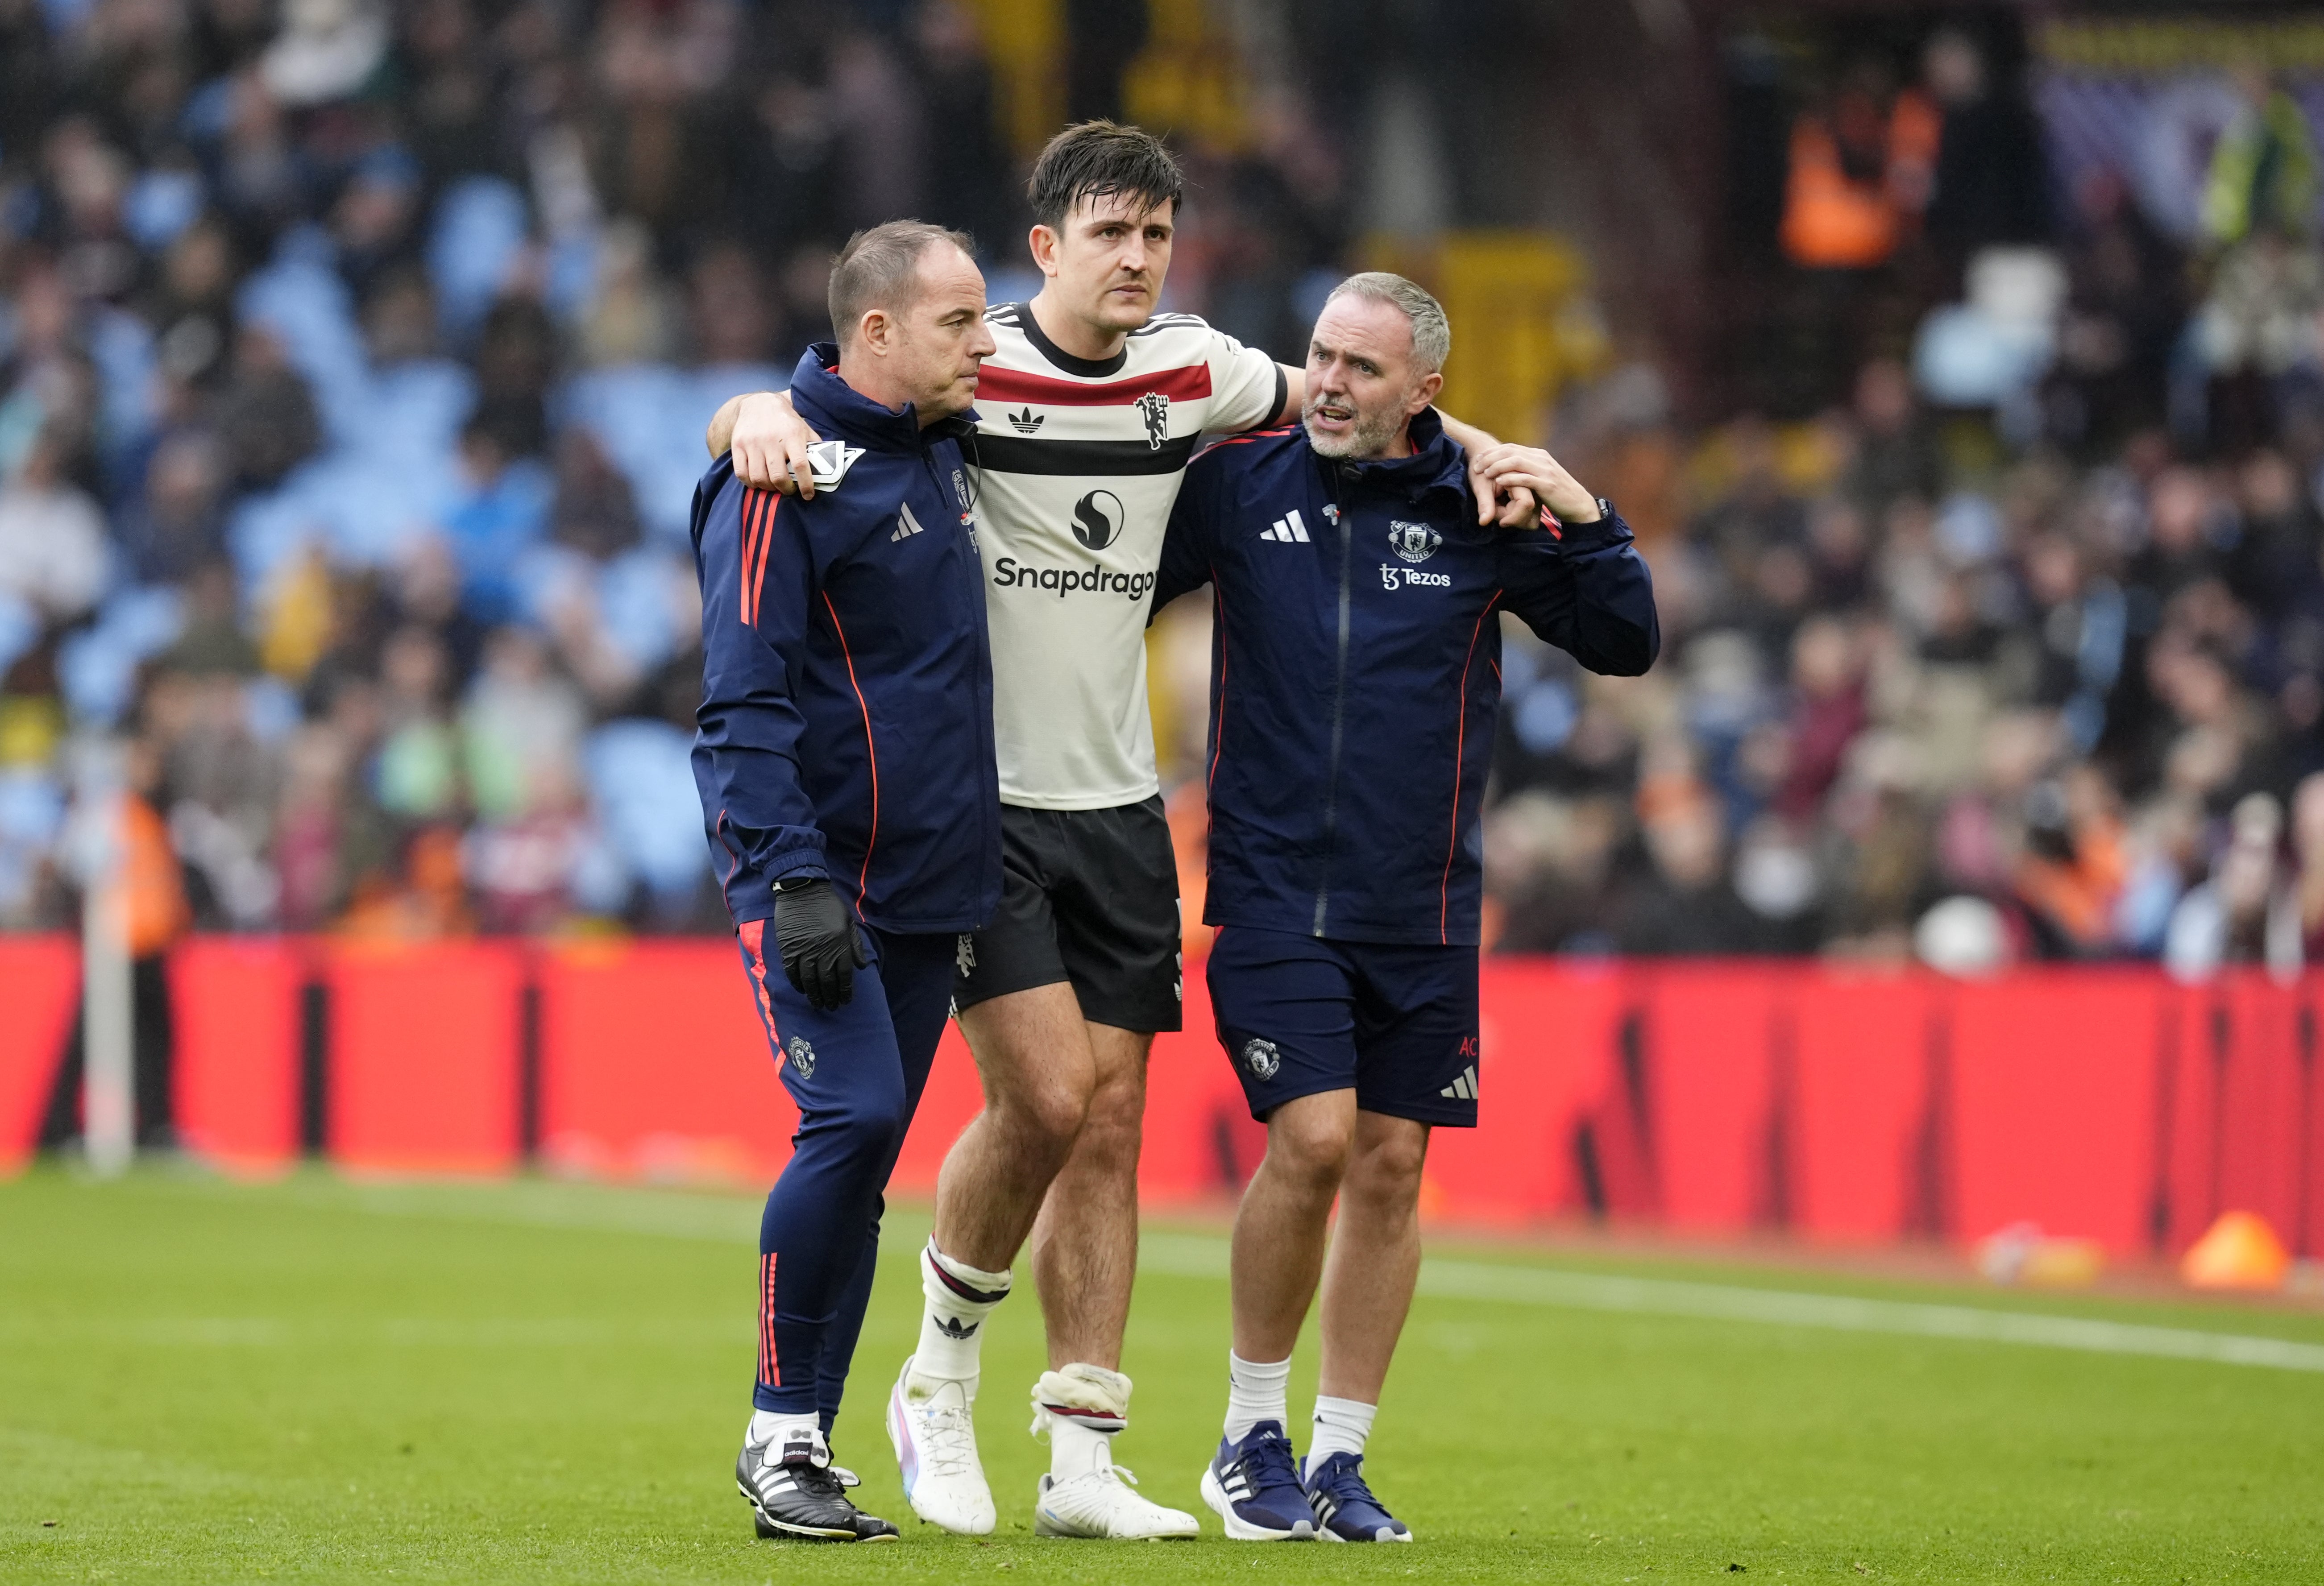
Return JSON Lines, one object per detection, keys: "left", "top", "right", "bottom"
{"left": 952, "top": 796, "right": 1183, "bottom": 1033}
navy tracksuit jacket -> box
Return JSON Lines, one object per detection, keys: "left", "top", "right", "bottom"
{"left": 689, "top": 346, "right": 1000, "bottom": 1422}
{"left": 1155, "top": 409, "right": 1660, "bottom": 948}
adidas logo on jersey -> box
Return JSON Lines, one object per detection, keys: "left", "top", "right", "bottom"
{"left": 1008, "top": 408, "right": 1045, "bottom": 434}
{"left": 1261, "top": 509, "right": 1311, "bottom": 543}
{"left": 1440, "top": 1064, "right": 1479, "bottom": 1101}
{"left": 891, "top": 501, "right": 926, "bottom": 541}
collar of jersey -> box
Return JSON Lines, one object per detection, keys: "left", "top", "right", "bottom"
{"left": 790, "top": 344, "right": 981, "bottom": 452}
{"left": 1313, "top": 406, "right": 1467, "bottom": 503}
{"left": 1010, "top": 301, "right": 1128, "bottom": 379}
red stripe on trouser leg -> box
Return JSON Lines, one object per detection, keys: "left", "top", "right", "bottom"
{"left": 757, "top": 1252, "right": 779, "bottom": 1386}
{"left": 739, "top": 918, "right": 780, "bottom": 1042}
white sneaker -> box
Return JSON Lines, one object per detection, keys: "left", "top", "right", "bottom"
{"left": 1034, "top": 1464, "right": 1200, "bottom": 1539}
{"left": 886, "top": 1356, "right": 996, "bottom": 1535}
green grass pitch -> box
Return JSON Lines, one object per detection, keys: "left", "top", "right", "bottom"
{"left": 4, "top": 1171, "right": 2321, "bottom": 1582}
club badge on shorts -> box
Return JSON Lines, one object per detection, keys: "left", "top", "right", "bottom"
{"left": 1241, "top": 1037, "right": 1281, "bottom": 1080}
{"left": 786, "top": 1035, "right": 817, "bottom": 1079}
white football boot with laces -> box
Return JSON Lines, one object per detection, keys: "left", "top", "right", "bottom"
{"left": 886, "top": 1356, "right": 996, "bottom": 1535}
{"left": 1029, "top": 1368, "right": 1199, "bottom": 1540}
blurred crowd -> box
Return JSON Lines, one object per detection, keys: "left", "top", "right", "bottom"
{"left": 0, "top": 0, "right": 1349, "bottom": 942}
{"left": 1417, "top": 53, "right": 2324, "bottom": 974}
{"left": 9, "top": 0, "right": 2324, "bottom": 979}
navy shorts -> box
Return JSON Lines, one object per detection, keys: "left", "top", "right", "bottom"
{"left": 1205, "top": 925, "right": 1480, "bottom": 1128}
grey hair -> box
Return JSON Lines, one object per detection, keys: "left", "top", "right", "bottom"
{"left": 1324, "top": 271, "right": 1451, "bottom": 373}
{"left": 827, "top": 220, "right": 977, "bottom": 347}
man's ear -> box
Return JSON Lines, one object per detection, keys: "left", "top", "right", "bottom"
{"left": 858, "top": 308, "right": 891, "bottom": 354}
{"left": 1411, "top": 372, "right": 1444, "bottom": 414}
{"left": 1028, "top": 224, "right": 1061, "bottom": 279}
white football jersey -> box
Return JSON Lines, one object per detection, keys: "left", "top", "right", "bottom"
{"left": 966, "top": 303, "right": 1285, "bottom": 809}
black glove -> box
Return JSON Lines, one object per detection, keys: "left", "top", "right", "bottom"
{"left": 772, "top": 877, "right": 868, "bottom": 1011}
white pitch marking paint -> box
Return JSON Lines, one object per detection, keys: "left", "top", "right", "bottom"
{"left": 161, "top": 1180, "right": 2324, "bottom": 1375}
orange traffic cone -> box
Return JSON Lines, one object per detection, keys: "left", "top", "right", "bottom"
{"left": 2180, "top": 1211, "right": 2291, "bottom": 1291}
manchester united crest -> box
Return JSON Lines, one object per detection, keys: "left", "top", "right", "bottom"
{"left": 1388, "top": 522, "right": 1441, "bottom": 563}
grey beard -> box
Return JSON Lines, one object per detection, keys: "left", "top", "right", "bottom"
{"left": 1302, "top": 406, "right": 1402, "bottom": 460}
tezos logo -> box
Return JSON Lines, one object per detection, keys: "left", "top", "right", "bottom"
{"left": 1071, "top": 489, "right": 1125, "bottom": 550}
{"left": 1389, "top": 521, "right": 1441, "bottom": 563}
{"left": 1134, "top": 391, "right": 1170, "bottom": 450}
{"left": 785, "top": 1035, "right": 817, "bottom": 1079}
{"left": 1241, "top": 1037, "right": 1282, "bottom": 1081}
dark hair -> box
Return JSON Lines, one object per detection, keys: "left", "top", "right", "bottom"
{"left": 1026, "top": 120, "right": 1184, "bottom": 231}
{"left": 827, "top": 219, "right": 976, "bottom": 347}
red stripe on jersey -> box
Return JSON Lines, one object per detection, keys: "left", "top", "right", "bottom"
{"left": 972, "top": 362, "right": 1214, "bottom": 407}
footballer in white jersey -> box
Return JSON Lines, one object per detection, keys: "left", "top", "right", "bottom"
{"left": 966, "top": 302, "right": 1285, "bottom": 813}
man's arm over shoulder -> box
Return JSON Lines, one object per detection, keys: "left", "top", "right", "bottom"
{"left": 1494, "top": 509, "right": 1660, "bottom": 677}
{"left": 1153, "top": 447, "right": 1232, "bottom": 616}
{"left": 695, "top": 470, "right": 830, "bottom": 898}
{"left": 707, "top": 388, "right": 822, "bottom": 497}
{"left": 1190, "top": 319, "right": 1291, "bottom": 437}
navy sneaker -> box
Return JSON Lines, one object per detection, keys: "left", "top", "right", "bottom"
{"left": 1301, "top": 1450, "right": 1412, "bottom": 1542}
{"left": 1198, "top": 1421, "right": 1316, "bottom": 1540}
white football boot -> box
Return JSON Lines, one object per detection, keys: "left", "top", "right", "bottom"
{"left": 1029, "top": 1367, "right": 1199, "bottom": 1540}
{"left": 886, "top": 1357, "right": 996, "bottom": 1535}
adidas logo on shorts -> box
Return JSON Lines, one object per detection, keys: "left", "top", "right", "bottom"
{"left": 1440, "top": 1064, "right": 1478, "bottom": 1101}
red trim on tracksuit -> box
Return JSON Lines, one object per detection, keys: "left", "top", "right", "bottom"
{"left": 739, "top": 916, "right": 779, "bottom": 1037}
{"left": 1207, "top": 580, "right": 1227, "bottom": 791}
{"left": 820, "top": 592, "right": 878, "bottom": 910}
{"left": 1204, "top": 425, "right": 1299, "bottom": 450}
{"left": 1442, "top": 592, "right": 1502, "bottom": 943}
{"left": 757, "top": 1252, "right": 779, "bottom": 1386}
{"left": 971, "top": 362, "right": 1215, "bottom": 406}
{"left": 739, "top": 489, "right": 777, "bottom": 625}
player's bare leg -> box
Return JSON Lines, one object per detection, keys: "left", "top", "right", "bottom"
{"left": 939, "top": 985, "right": 1095, "bottom": 1269}
{"left": 1308, "top": 1109, "right": 1427, "bottom": 1541}
{"left": 1029, "top": 1021, "right": 1150, "bottom": 1370}
{"left": 888, "top": 985, "right": 1091, "bottom": 1536}
{"left": 1315, "top": 1111, "right": 1429, "bottom": 1404}
{"left": 1206, "top": 1093, "right": 1421, "bottom": 1542}
{"left": 1022, "top": 1013, "right": 1195, "bottom": 1535}
{"left": 1228, "top": 1089, "right": 1357, "bottom": 1361}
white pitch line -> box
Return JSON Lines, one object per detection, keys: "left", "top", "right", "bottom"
{"left": 1134, "top": 1234, "right": 2324, "bottom": 1375}
{"left": 185, "top": 1181, "right": 2324, "bottom": 1377}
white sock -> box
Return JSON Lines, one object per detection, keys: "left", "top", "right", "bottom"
{"left": 1223, "top": 1352, "right": 1291, "bottom": 1441}
{"left": 1309, "top": 1395, "right": 1377, "bottom": 1465}
{"left": 746, "top": 1409, "right": 822, "bottom": 1460}
{"left": 912, "top": 1239, "right": 1011, "bottom": 1387}
{"left": 1032, "top": 1363, "right": 1132, "bottom": 1479}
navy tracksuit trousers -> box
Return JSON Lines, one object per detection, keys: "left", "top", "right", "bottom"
{"left": 737, "top": 919, "right": 955, "bottom": 1426}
